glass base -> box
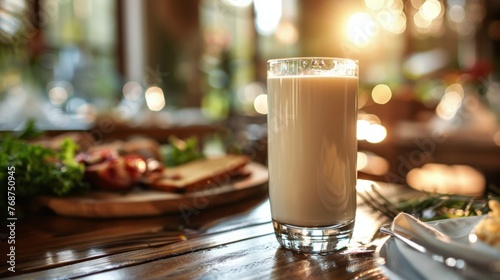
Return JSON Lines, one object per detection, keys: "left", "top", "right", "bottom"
{"left": 272, "top": 219, "right": 354, "bottom": 254}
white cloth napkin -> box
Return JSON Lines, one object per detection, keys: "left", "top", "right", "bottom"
{"left": 389, "top": 213, "right": 500, "bottom": 279}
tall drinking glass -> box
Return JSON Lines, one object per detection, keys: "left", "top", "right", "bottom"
{"left": 267, "top": 57, "right": 358, "bottom": 254}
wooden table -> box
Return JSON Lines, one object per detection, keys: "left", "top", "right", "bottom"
{"left": 0, "top": 183, "right": 406, "bottom": 279}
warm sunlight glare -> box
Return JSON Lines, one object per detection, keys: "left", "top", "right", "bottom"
{"left": 347, "top": 12, "right": 375, "bottom": 47}
{"left": 254, "top": 0, "right": 282, "bottom": 36}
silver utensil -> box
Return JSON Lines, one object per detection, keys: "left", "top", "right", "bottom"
{"left": 380, "top": 225, "right": 500, "bottom": 279}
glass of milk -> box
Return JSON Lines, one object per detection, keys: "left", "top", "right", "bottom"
{"left": 267, "top": 57, "right": 358, "bottom": 253}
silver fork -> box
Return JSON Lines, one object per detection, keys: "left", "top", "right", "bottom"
{"left": 379, "top": 224, "right": 500, "bottom": 279}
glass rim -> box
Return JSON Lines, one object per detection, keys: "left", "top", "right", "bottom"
{"left": 267, "top": 57, "right": 358, "bottom": 64}
{"left": 267, "top": 57, "right": 358, "bottom": 78}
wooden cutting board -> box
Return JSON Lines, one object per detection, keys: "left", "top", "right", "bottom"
{"left": 37, "top": 162, "right": 268, "bottom": 218}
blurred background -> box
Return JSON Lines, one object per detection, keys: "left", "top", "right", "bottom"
{"left": 1, "top": 0, "right": 499, "bottom": 189}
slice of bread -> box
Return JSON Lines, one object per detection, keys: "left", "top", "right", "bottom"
{"left": 151, "top": 155, "right": 250, "bottom": 193}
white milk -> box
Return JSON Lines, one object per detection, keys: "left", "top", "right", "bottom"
{"left": 267, "top": 75, "right": 357, "bottom": 227}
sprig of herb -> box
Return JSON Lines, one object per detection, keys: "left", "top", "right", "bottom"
{"left": 363, "top": 184, "right": 499, "bottom": 222}
{"left": 161, "top": 136, "right": 205, "bottom": 167}
{"left": 395, "top": 193, "right": 494, "bottom": 222}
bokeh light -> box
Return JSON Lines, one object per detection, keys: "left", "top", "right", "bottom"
{"left": 47, "top": 81, "right": 73, "bottom": 105}
{"left": 237, "top": 82, "right": 266, "bottom": 115}
{"left": 48, "top": 87, "right": 68, "bottom": 105}
{"left": 411, "top": 0, "right": 425, "bottom": 9}
{"left": 448, "top": 4, "right": 465, "bottom": 23}
{"left": 364, "top": 0, "right": 384, "bottom": 11}
{"left": 420, "top": 0, "right": 441, "bottom": 21}
{"left": 357, "top": 151, "right": 389, "bottom": 176}
{"left": 388, "top": 10, "right": 407, "bottom": 34}
{"left": 357, "top": 119, "right": 371, "bottom": 141}
{"left": 407, "top": 164, "right": 485, "bottom": 196}
{"left": 389, "top": 0, "right": 404, "bottom": 11}
{"left": 365, "top": 124, "right": 387, "bottom": 143}
{"left": 371, "top": 84, "right": 392, "bottom": 104}
{"left": 357, "top": 151, "right": 368, "bottom": 170}
{"left": 435, "top": 83, "right": 464, "bottom": 120}
{"left": 145, "top": 86, "right": 166, "bottom": 111}
{"left": 368, "top": 155, "right": 389, "bottom": 175}
{"left": 276, "top": 20, "right": 299, "bottom": 45}
{"left": 357, "top": 113, "right": 386, "bottom": 143}
{"left": 123, "top": 81, "right": 143, "bottom": 101}
{"left": 76, "top": 103, "right": 97, "bottom": 123}
{"left": 253, "top": 94, "right": 268, "bottom": 114}
{"left": 414, "top": 11, "right": 432, "bottom": 28}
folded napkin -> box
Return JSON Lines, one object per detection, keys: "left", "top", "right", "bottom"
{"left": 390, "top": 213, "right": 500, "bottom": 279}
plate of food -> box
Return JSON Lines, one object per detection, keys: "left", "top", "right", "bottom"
{"left": 1, "top": 122, "right": 268, "bottom": 218}
{"left": 37, "top": 155, "right": 268, "bottom": 218}
{"left": 375, "top": 200, "right": 500, "bottom": 280}
{"left": 469, "top": 200, "right": 500, "bottom": 254}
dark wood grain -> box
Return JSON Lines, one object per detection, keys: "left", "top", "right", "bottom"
{"left": 0, "top": 184, "right": 397, "bottom": 280}
{"left": 77, "top": 234, "right": 381, "bottom": 280}
{"left": 4, "top": 223, "right": 274, "bottom": 279}
{"left": 0, "top": 193, "right": 270, "bottom": 276}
